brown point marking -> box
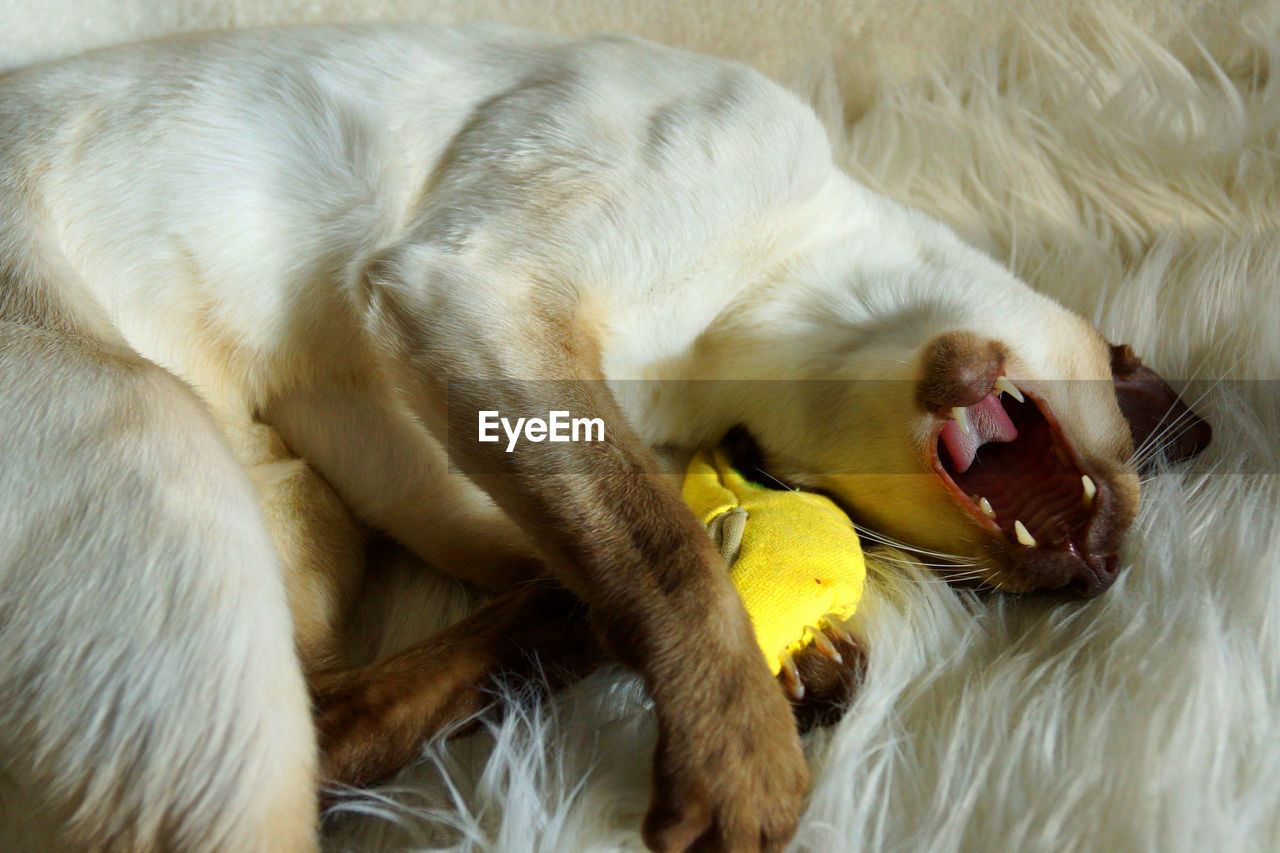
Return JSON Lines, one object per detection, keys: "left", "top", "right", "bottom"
{"left": 916, "top": 330, "right": 1008, "bottom": 412}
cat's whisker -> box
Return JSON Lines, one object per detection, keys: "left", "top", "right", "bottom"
{"left": 1130, "top": 375, "right": 1222, "bottom": 470}
{"left": 749, "top": 465, "right": 987, "bottom": 567}
{"left": 1129, "top": 352, "right": 1233, "bottom": 470}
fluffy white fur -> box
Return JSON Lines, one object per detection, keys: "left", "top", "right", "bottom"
{"left": 3, "top": 2, "right": 1278, "bottom": 852}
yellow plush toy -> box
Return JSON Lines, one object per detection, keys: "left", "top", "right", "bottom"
{"left": 681, "top": 449, "right": 866, "bottom": 694}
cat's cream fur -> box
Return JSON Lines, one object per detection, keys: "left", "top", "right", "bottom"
{"left": 0, "top": 24, "right": 1152, "bottom": 851}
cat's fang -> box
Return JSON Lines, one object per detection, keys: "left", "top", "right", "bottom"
{"left": 993, "top": 376, "right": 1024, "bottom": 402}
{"left": 1014, "top": 520, "right": 1037, "bottom": 547}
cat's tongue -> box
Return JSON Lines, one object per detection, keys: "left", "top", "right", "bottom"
{"left": 939, "top": 393, "right": 1018, "bottom": 473}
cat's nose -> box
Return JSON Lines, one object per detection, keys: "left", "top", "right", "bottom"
{"left": 1059, "top": 550, "right": 1121, "bottom": 597}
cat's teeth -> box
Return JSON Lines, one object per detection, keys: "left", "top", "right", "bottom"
{"left": 978, "top": 496, "right": 996, "bottom": 518}
{"left": 993, "top": 376, "right": 1024, "bottom": 402}
{"left": 951, "top": 406, "right": 971, "bottom": 435}
{"left": 1081, "top": 474, "right": 1096, "bottom": 507}
{"left": 1014, "top": 520, "right": 1037, "bottom": 547}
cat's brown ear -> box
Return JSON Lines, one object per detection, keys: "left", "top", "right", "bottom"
{"left": 1109, "top": 343, "right": 1212, "bottom": 471}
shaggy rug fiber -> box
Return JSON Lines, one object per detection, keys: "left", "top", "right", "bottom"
{"left": 7, "top": 2, "right": 1279, "bottom": 851}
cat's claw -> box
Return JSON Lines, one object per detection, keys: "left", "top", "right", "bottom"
{"left": 779, "top": 615, "right": 868, "bottom": 732}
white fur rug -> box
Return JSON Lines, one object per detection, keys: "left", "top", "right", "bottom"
{"left": 9, "top": 2, "right": 1280, "bottom": 851}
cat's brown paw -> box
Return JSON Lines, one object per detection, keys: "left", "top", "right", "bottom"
{"left": 776, "top": 616, "right": 868, "bottom": 733}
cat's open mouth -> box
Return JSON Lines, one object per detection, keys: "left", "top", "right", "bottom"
{"left": 931, "top": 378, "right": 1107, "bottom": 583}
